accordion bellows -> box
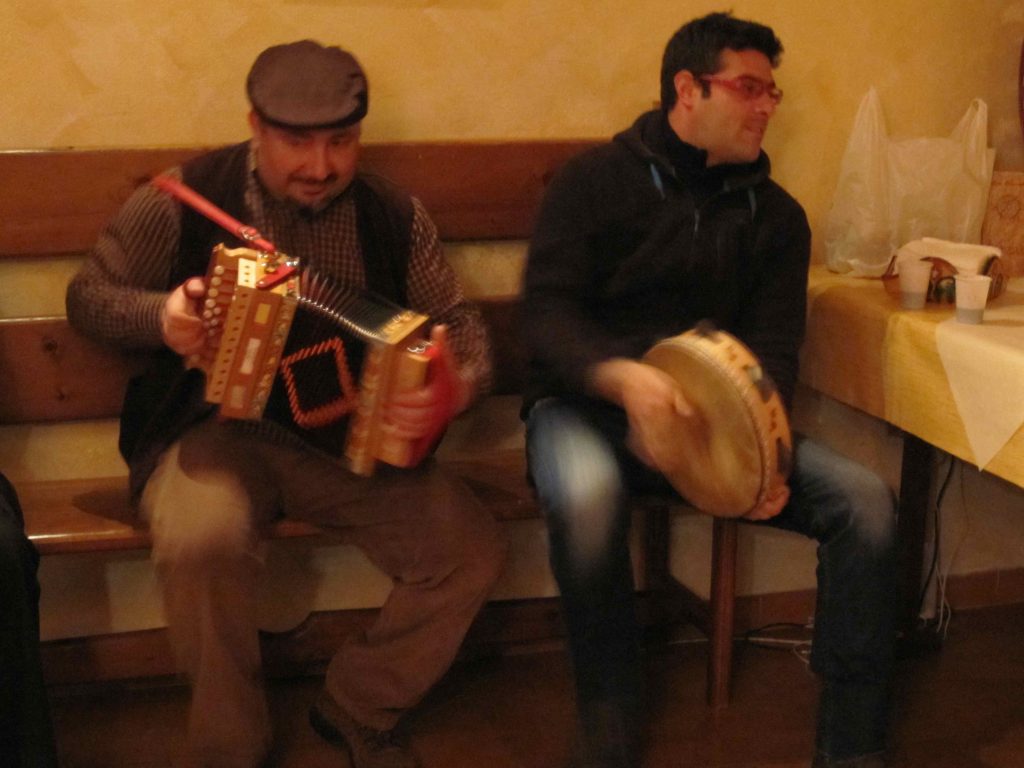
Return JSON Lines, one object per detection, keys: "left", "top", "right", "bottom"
{"left": 188, "top": 244, "right": 433, "bottom": 475}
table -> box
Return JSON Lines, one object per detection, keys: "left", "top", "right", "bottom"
{"left": 800, "top": 265, "right": 1024, "bottom": 629}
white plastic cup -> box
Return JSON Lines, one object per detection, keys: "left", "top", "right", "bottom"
{"left": 898, "top": 259, "right": 932, "bottom": 309}
{"left": 954, "top": 274, "right": 992, "bottom": 324}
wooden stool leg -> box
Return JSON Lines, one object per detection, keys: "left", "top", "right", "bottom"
{"left": 707, "top": 517, "right": 738, "bottom": 709}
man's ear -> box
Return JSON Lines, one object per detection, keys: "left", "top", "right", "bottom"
{"left": 673, "top": 70, "right": 699, "bottom": 109}
{"left": 247, "top": 110, "right": 262, "bottom": 147}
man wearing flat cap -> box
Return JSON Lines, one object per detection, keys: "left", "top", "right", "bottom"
{"left": 67, "top": 40, "right": 505, "bottom": 768}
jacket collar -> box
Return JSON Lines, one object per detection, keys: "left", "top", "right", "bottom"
{"left": 614, "top": 109, "right": 771, "bottom": 196}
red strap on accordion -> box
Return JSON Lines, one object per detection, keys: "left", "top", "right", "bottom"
{"left": 152, "top": 175, "right": 279, "bottom": 254}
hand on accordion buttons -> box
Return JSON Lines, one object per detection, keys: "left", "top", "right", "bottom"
{"left": 161, "top": 277, "right": 208, "bottom": 357}
{"left": 383, "top": 324, "right": 464, "bottom": 441}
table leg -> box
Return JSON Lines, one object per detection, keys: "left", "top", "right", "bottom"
{"left": 897, "top": 432, "right": 935, "bottom": 641}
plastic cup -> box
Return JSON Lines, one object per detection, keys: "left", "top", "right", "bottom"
{"left": 954, "top": 274, "right": 992, "bottom": 324}
{"left": 898, "top": 259, "right": 932, "bottom": 309}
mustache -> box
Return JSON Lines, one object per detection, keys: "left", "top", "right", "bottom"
{"left": 290, "top": 173, "right": 339, "bottom": 185}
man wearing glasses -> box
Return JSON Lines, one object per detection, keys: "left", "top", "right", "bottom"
{"left": 522, "top": 12, "right": 896, "bottom": 768}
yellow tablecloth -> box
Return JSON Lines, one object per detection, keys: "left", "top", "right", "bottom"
{"left": 801, "top": 265, "right": 1024, "bottom": 487}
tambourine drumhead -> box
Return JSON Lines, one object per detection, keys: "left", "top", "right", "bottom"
{"left": 640, "top": 325, "right": 792, "bottom": 517}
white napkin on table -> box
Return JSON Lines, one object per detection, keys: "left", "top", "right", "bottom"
{"left": 935, "top": 285, "right": 1024, "bottom": 469}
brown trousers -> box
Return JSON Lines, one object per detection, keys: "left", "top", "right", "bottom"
{"left": 142, "top": 419, "right": 507, "bottom": 768}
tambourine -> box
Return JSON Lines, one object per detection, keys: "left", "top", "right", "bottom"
{"left": 640, "top": 323, "right": 792, "bottom": 517}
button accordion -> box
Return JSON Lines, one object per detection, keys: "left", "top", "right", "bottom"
{"left": 188, "top": 243, "right": 445, "bottom": 475}
{"left": 150, "top": 173, "right": 452, "bottom": 476}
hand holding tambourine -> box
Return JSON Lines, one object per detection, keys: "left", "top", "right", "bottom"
{"left": 638, "top": 323, "right": 792, "bottom": 518}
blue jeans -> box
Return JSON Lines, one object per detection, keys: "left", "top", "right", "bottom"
{"left": 526, "top": 397, "right": 897, "bottom": 765}
{"left": 0, "top": 474, "right": 58, "bottom": 768}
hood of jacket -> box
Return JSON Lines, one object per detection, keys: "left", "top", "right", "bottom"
{"left": 613, "top": 109, "right": 772, "bottom": 200}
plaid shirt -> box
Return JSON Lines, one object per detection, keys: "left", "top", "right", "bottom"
{"left": 67, "top": 156, "right": 492, "bottom": 400}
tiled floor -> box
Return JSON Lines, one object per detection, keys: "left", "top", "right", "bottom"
{"left": 49, "top": 603, "right": 1024, "bottom": 767}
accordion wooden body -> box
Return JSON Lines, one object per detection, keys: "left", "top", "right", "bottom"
{"left": 188, "top": 244, "right": 435, "bottom": 475}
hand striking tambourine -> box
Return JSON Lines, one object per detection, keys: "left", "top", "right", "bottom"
{"left": 640, "top": 323, "right": 792, "bottom": 517}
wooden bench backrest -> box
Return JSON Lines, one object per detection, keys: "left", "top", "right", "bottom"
{"left": 0, "top": 142, "right": 596, "bottom": 256}
{"left": 0, "top": 142, "right": 598, "bottom": 423}
{"left": 0, "top": 299, "right": 524, "bottom": 425}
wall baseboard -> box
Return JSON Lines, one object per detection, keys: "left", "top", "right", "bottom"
{"left": 41, "top": 569, "right": 1024, "bottom": 688}
{"left": 36, "top": 589, "right": 817, "bottom": 687}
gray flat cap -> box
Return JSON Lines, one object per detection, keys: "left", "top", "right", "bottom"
{"left": 246, "top": 40, "right": 368, "bottom": 129}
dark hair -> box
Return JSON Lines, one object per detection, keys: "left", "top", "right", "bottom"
{"left": 660, "top": 11, "right": 783, "bottom": 110}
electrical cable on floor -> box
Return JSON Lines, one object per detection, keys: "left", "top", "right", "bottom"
{"left": 916, "top": 453, "right": 956, "bottom": 623}
{"left": 742, "top": 621, "right": 813, "bottom": 666}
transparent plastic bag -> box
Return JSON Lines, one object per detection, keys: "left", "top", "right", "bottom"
{"left": 824, "top": 87, "right": 995, "bottom": 275}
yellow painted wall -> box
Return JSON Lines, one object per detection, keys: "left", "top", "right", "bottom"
{"left": 2, "top": 1, "right": 1022, "bottom": 263}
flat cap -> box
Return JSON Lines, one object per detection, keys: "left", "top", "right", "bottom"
{"left": 246, "top": 40, "right": 368, "bottom": 129}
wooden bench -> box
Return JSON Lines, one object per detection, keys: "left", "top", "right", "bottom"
{"left": 0, "top": 143, "right": 739, "bottom": 707}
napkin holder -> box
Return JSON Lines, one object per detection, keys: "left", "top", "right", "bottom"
{"left": 881, "top": 238, "right": 1006, "bottom": 304}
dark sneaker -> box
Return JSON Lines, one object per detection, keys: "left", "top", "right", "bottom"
{"left": 309, "top": 692, "right": 419, "bottom": 768}
{"left": 572, "top": 699, "right": 641, "bottom": 767}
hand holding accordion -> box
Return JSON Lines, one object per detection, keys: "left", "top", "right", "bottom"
{"left": 187, "top": 243, "right": 455, "bottom": 475}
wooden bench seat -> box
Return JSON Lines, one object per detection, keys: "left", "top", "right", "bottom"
{"left": 21, "top": 453, "right": 540, "bottom": 555}
{"left": 14, "top": 298, "right": 538, "bottom": 555}
{"left": 1, "top": 142, "right": 739, "bottom": 707}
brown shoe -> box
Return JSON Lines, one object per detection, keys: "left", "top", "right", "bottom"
{"left": 309, "top": 692, "right": 419, "bottom": 768}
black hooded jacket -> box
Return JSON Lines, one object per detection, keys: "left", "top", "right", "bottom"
{"left": 521, "top": 109, "right": 811, "bottom": 415}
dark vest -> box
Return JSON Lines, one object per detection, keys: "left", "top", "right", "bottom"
{"left": 119, "top": 142, "right": 414, "bottom": 500}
